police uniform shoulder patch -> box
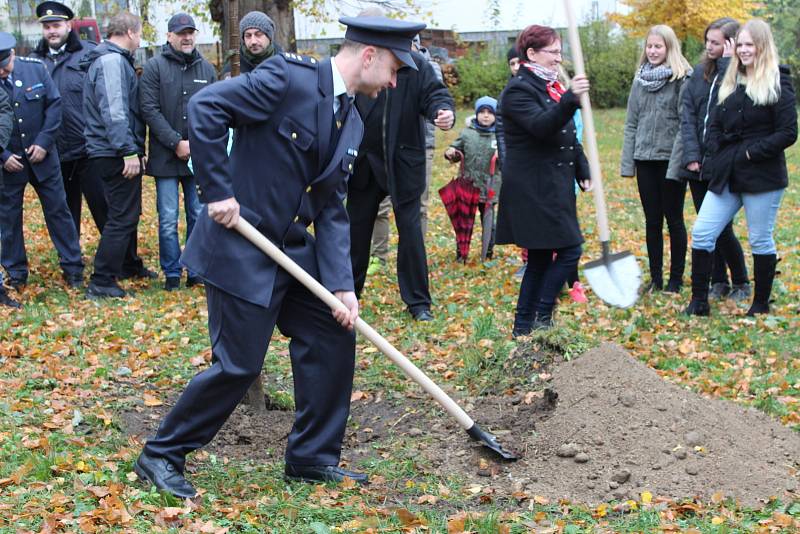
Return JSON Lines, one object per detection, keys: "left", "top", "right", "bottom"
{"left": 282, "top": 52, "right": 318, "bottom": 68}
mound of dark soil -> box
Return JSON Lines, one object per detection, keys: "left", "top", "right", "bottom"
{"left": 123, "top": 343, "right": 799, "bottom": 507}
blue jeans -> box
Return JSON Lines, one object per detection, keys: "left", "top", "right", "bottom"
{"left": 155, "top": 176, "right": 202, "bottom": 278}
{"left": 692, "top": 187, "right": 784, "bottom": 255}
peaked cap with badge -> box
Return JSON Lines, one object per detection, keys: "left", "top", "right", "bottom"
{"left": 36, "top": 1, "right": 75, "bottom": 22}
{"left": 338, "top": 16, "right": 426, "bottom": 70}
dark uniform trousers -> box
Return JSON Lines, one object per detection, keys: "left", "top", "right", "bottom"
{"left": 144, "top": 245, "right": 356, "bottom": 471}
{"left": 61, "top": 157, "right": 108, "bottom": 240}
{"left": 0, "top": 163, "right": 83, "bottom": 279}
{"left": 89, "top": 157, "right": 145, "bottom": 285}
{"left": 347, "top": 165, "right": 431, "bottom": 313}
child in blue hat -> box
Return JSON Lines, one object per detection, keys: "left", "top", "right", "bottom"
{"left": 444, "top": 96, "right": 501, "bottom": 261}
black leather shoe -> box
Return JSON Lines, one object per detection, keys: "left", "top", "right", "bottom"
{"left": 0, "top": 290, "right": 21, "bottom": 308}
{"left": 164, "top": 277, "right": 180, "bottom": 291}
{"left": 86, "top": 281, "right": 127, "bottom": 299}
{"left": 411, "top": 308, "right": 434, "bottom": 322}
{"left": 120, "top": 266, "right": 158, "bottom": 280}
{"left": 185, "top": 276, "right": 204, "bottom": 288}
{"left": 7, "top": 277, "right": 26, "bottom": 290}
{"left": 532, "top": 312, "right": 553, "bottom": 330}
{"left": 284, "top": 464, "right": 368, "bottom": 485}
{"left": 63, "top": 273, "right": 84, "bottom": 289}
{"left": 684, "top": 299, "right": 710, "bottom": 316}
{"left": 134, "top": 453, "right": 197, "bottom": 499}
{"left": 664, "top": 279, "right": 683, "bottom": 293}
{"left": 709, "top": 282, "right": 731, "bottom": 299}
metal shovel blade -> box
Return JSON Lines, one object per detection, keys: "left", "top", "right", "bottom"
{"left": 466, "top": 423, "right": 518, "bottom": 460}
{"left": 583, "top": 244, "right": 641, "bottom": 308}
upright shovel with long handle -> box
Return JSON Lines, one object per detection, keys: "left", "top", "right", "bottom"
{"left": 563, "top": 0, "right": 641, "bottom": 308}
{"left": 234, "top": 218, "right": 518, "bottom": 461}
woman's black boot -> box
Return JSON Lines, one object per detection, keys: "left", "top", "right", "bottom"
{"left": 684, "top": 249, "right": 712, "bottom": 316}
{"left": 746, "top": 254, "right": 777, "bottom": 316}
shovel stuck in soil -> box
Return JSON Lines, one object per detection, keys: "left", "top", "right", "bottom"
{"left": 564, "top": 0, "right": 641, "bottom": 308}
{"left": 235, "top": 218, "right": 518, "bottom": 461}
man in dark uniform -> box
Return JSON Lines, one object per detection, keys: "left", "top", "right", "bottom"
{"left": 31, "top": 1, "right": 107, "bottom": 242}
{"left": 347, "top": 15, "right": 455, "bottom": 321}
{"left": 0, "top": 64, "right": 21, "bottom": 307}
{"left": 134, "top": 16, "right": 424, "bottom": 498}
{"left": 0, "top": 32, "right": 84, "bottom": 289}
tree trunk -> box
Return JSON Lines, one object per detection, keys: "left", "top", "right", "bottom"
{"left": 210, "top": 0, "right": 297, "bottom": 52}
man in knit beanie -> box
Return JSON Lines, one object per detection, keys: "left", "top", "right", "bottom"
{"left": 223, "top": 10, "right": 282, "bottom": 76}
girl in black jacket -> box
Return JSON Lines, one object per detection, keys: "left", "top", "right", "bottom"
{"left": 680, "top": 18, "right": 750, "bottom": 301}
{"left": 686, "top": 19, "right": 797, "bottom": 317}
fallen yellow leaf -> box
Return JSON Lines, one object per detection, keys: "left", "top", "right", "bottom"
{"left": 143, "top": 393, "right": 163, "bottom": 407}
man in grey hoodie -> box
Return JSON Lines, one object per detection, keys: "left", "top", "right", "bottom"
{"left": 81, "top": 12, "right": 155, "bottom": 299}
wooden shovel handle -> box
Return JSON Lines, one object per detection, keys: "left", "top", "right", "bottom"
{"left": 563, "top": 0, "right": 611, "bottom": 243}
{"left": 234, "top": 218, "right": 475, "bottom": 430}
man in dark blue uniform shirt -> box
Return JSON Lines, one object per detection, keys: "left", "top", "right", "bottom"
{"left": 0, "top": 68, "right": 21, "bottom": 307}
{"left": 31, "top": 1, "right": 107, "bottom": 242}
{"left": 134, "top": 16, "right": 425, "bottom": 498}
{"left": 0, "top": 32, "right": 84, "bottom": 290}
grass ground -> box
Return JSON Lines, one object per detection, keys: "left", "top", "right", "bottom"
{"left": 0, "top": 108, "right": 798, "bottom": 532}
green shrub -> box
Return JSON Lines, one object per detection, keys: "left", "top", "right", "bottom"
{"left": 449, "top": 49, "right": 510, "bottom": 106}
{"left": 579, "top": 21, "right": 641, "bottom": 109}
{"left": 758, "top": 0, "right": 800, "bottom": 92}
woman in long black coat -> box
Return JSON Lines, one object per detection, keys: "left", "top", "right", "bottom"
{"left": 496, "top": 24, "right": 591, "bottom": 336}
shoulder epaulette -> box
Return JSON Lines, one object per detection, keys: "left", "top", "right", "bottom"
{"left": 19, "top": 57, "right": 43, "bottom": 63}
{"left": 282, "top": 52, "right": 318, "bottom": 68}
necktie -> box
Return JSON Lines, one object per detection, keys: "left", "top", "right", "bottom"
{"left": 335, "top": 94, "right": 350, "bottom": 130}
{"left": 2, "top": 78, "right": 12, "bottom": 98}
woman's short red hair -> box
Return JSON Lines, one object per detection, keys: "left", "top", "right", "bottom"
{"left": 516, "top": 25, "right": 560, "bottom": 58}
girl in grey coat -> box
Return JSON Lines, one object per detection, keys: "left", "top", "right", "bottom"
{"left": 621, "top": 24, "right": 692, "bottom": 293}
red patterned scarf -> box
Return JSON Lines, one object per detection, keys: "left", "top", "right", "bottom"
{"left": 522, "top": 61, "right": 567, "bottom": 102}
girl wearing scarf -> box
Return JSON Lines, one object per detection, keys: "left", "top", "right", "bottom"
{"left": 496, "top": 25, "right": 592, "bottom": 335}
{"left": 621, "top": 25, "right": 692, "bottom": 293}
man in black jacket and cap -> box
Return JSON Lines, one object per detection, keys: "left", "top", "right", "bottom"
{"left": 140, "top": 13, "right": 217, "bottom": 291}
{"left": 347, "top": 12, "right": 455, "bottom": 322}
{"left": 31, "top": 0, "right": 107, "bottom": 242}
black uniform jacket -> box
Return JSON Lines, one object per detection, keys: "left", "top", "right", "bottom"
{"left": 32, "top": 31, "right": 95, "bottom": 162}
{"left": 705, "top": 65, "right": 797, "bottom": 194}
{"left": 350, "top": 51, "right": 454, "bottom": 204}
{"left": 496, "top": 67, "right": 589, "bottom": 250}
{"left": 182, "top": 53, "right": 364, "bottom": 308}
{"left": 0, "top": 57, "right": 62, "bottom": 184}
